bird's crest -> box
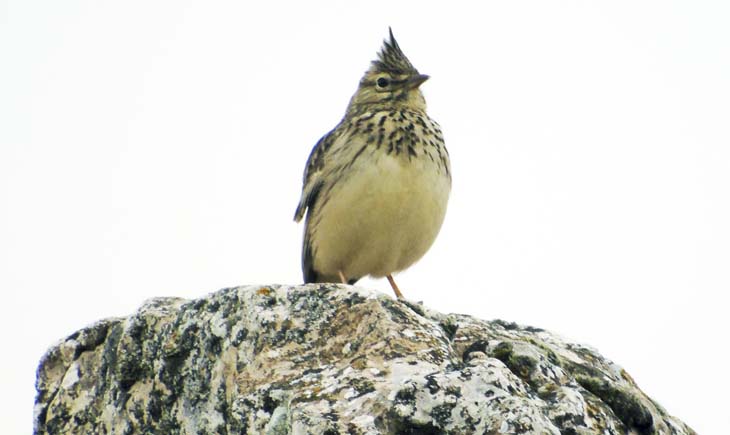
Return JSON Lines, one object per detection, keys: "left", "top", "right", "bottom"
{"left": 371, "top": 28, "right": 418, "bottom": 75}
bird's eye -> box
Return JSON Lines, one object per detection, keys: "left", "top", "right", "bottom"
{"left": 376, "top": 77, "right": 390, "bottom": 88}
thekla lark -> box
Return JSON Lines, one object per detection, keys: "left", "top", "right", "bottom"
{"left": 294, "top": 29, "right": 450, "bottom": 299}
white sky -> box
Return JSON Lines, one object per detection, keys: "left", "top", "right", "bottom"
{"left": 2, "top": 1, "right": 728, "bottom": 434}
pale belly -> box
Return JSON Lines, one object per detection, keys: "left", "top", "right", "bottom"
{"left": 310, "top": 153, "right": 450, "bottom": 280}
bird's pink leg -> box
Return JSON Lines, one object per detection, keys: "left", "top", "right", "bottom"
{"left": 387, "top": 274, "right": 405, "bottom": 299}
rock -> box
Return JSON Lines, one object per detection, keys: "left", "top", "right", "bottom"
{"left": 34, "top": 284, "right": 695, "bottom": 435}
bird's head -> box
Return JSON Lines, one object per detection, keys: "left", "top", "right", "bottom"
{"left": 347, "top": 28, "right": 429, "bottom": 113}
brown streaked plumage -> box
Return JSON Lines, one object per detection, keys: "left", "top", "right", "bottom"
{"left": 294, "top": 29, "right": 450, "bottom": 299}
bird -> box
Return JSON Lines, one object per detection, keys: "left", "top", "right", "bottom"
{"left": 294, "top": 29, "right": 451, "bottom": 299}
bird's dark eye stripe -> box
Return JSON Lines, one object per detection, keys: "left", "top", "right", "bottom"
{"left": 374, "top": 78, "right": 407, "bottom": 88}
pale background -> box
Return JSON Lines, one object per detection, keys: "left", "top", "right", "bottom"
{"left": 2, "top": 1, "right": 728, "bottom": 434}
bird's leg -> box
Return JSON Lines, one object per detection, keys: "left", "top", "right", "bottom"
{"left": 387, "top": 274, "right": 405, "bottom": 299}
{"left": 338, "top": 270, "right": 348, "bottom": 284}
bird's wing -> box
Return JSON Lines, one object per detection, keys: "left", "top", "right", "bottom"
{"left": 293, "top": 128, "right": 338, "bottom": 222}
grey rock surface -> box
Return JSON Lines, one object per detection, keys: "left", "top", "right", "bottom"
{"left": 35, "top": 284, "right": 695, "bottom": 434}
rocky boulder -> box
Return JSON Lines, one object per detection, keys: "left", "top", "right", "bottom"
{"left": 34, "top": 284, "right": 695, "bottom": 434}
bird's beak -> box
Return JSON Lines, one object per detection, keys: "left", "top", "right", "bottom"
{"left": 407, "top": 74, "right": 430, "bottom": 89}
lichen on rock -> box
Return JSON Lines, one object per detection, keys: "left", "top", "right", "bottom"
{"left": 34, "top": 284, "right": 696, "bottom": 434}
